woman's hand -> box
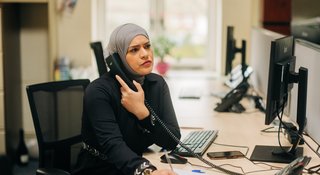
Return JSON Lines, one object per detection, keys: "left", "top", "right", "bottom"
{"left": 115, "top": 75, "right": 149, "bottom": 120}
{"left": 151, "top": 169, "right": 177, "bottom": 175}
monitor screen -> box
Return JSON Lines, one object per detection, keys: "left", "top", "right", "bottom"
{"left": 250, "top": 36, "right": 308, "bottom": 163}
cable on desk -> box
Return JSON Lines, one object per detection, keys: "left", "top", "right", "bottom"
{"left": 278, "top": 127, "right": 320, "bottom": 174}
{"left": 275, "top": 101, "right": 320, "bottom": 159}
{"left": 187, "top": 161, "right": 245, "bottom": 175}
{"left": 294, "top": 132, "right": 320, "bottom": 174}
{"left": 260, "top": 126, "right": 278, "bottom": 133}
{"left": 274, "top": 102, "right": 320, "bottom": 175}
{"left": 261, "top": 123, "right": 300, "bottom": 134}
{"left": 275, "top": 103, "right": 291, "bottom": 155}
{"left": 191, "top": 141, "right": 284, "bottom": 175}
{"left": 303, "top": 133, "right": 320, "bottom": 155}
{"left": 244, "top": 169, "right": 279, "bottom": 175}
{"left": 242, "top": 155, "right": 285, "bottom": 175}
{"left": 145, "top": 101, "right": 244, "bottom": 175}
{"left": 307, "top": 164, "right": 320, "bottom": 174}
{"left": 297, "top": 133, "right": 320, "bottom": 158}
{"left": 246, "top": 84, "right": 266, "bottom": 113}
{"left": 188, "top": 153, "right": 283, "bottom": 175}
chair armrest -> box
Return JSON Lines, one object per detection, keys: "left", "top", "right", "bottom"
{"left": 36, "top": 168, "right": 70, "bottom": 175}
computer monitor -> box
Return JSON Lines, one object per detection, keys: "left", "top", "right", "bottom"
{"left": 250, "top": 36, "right": 308, "bottom": 163}
{"left": 225, "top": 26, "right": 246, "bottom": 75}
{"left": 289, "top": 39, "right": 320, "bottom": 145}
{"left": 265, "top": 36, "right": 297, "bottom": 125}
{"left": 225, "top": 26, "right": 248, "bottom": 88}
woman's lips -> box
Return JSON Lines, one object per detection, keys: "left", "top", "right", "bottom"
{"left": 142, "top": 60, "right": 152, "bottom": 67}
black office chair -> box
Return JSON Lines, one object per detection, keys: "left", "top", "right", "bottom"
{"left": 26, "top": 79, "right": 90, "bottom": 175}
{"left": 90, "top": 41, "right": 108, "bottom": 76}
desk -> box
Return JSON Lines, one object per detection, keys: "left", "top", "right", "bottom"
{"left": 144, "top": 70, "right": 320, "bottom": 174}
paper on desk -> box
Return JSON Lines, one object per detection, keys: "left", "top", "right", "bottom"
{"left": 174, "top": 168, "right": 207, "bottom": 175}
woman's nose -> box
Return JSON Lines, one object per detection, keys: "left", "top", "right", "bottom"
{"left": 140, "top": 48, "right": 148, "bottom": 59}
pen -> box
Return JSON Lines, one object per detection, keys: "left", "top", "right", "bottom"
{"left": 164, "top": 150, "right": 174, "bottom": 173}
{"left": 192, "top": 169, "right": 205, "bottom": 173}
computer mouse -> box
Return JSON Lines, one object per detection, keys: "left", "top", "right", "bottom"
{"left": 160, "top": 152, "right": 188, "bottom": 164}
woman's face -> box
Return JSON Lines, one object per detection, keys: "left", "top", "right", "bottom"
{"left": 126, "top": 35, "right": 154, "bottom": 75}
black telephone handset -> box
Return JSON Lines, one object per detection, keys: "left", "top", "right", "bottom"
{"left": 105, "top": 53, "right": 138, "bottom": 92}
{"left": 105, "top": 53, "right": 241, "bottom": 175}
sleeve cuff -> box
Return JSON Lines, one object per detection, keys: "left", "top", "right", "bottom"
{"left": 139, "top": 114, "right": 156, "bottom": 132}
{"left": 134, "top": 161, "right": 157, "bottom": 175}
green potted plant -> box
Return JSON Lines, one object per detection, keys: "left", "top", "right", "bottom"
{"left": 152, "top": 35, "right": 175, "bottom": 75}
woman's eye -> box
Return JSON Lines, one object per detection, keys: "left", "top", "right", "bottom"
{"left": 145, "top": 44, "right": 151, "bottom": 49}
{"left": 129, "top": 48, "right": 139, "bottom": 53}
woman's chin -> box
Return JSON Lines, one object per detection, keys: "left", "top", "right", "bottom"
{"left": 138, "top": 68, "right": 153, "bottom": 76}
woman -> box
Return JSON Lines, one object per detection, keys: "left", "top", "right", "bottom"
{"left": 73, "top": 23, "right": 181, "bottom": 175}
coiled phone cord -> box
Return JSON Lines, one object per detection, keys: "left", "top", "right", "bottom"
{"left": 145, "top": 101, "right": 243, "bottom": 175}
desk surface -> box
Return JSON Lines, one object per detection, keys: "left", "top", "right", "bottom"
{"left": 144, "top": 70, "right": 320, "bottom": 175}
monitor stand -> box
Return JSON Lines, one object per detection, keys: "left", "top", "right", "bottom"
{"left": 250, "top": 145, "right": 303, "bottom": 163}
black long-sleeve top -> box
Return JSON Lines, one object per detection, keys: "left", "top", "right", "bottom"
{"left": 73, "top": 72, "right": 181, "bottom": 175}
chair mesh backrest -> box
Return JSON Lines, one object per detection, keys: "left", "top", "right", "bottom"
{"left": 26, "top": 79, "right": 90, "bottom": 171}
{"left": 32, "top": 86, "right": 84, "bottom": 142}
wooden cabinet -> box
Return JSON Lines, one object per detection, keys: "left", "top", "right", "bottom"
{"left": 0, "top": 0, "right": 91, "bottom": 161}
{"left": 0, "top": 0, "right": 57, "bottom": 158}
{"left": 0, "top": 6, "right": 5, "bottom": 154}
{"left": 262, "top": 0, "right": 291, "bottom": 35}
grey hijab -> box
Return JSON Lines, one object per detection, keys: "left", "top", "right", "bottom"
{"left": 104, "top": 23, "right": 149, "bottom": 84}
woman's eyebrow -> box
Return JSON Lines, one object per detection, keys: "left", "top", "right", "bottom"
{"left": 129, "top": 41, "right": 150, "bottom": 48}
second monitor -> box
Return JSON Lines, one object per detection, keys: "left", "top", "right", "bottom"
{"left": 225, "top": 26, "right": 252, "bottom": 88}
{"left": 250, "top": 36, "right": 308, "bottom": 163}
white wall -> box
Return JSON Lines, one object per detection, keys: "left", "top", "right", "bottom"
{"left": 56, "top": 0, "right": 92, "bottom": 67}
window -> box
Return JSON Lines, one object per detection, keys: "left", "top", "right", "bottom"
{"left": 163, "top": 0, "right": 208, "bottom": 69}
{"left": 104, "top": 0, "right": 150, "bottom": 39}
{"left": 94, "top": 0, "right": 220, "bottom": 72}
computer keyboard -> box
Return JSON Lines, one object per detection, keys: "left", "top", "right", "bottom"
{"left": 172, "top": 130, "right": 218, "bottom": 157}
{"left": 179, "top": 87, "right": 202, "bottom": 99}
